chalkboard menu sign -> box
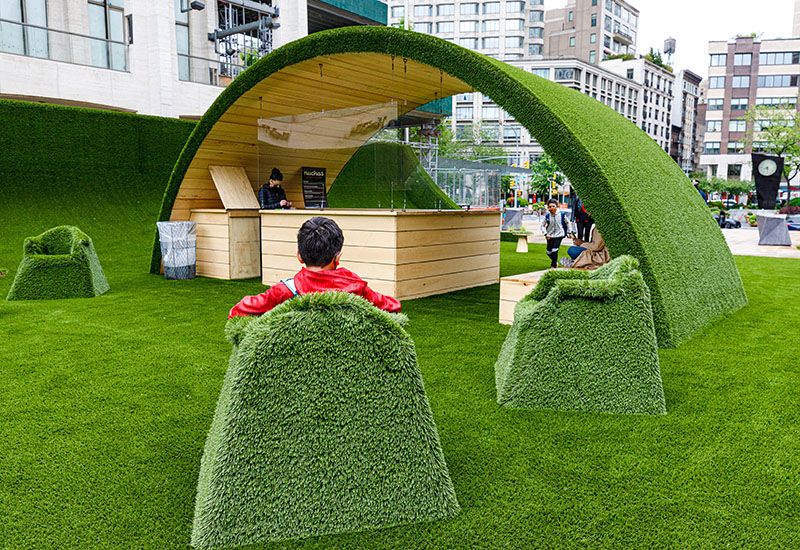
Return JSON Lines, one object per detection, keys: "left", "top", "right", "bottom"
{"left": 302, "top": 167, "right": 328, "bottom": 208}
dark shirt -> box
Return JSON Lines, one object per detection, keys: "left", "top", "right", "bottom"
{"left": 258, "top": 184, "right": 287, "bottom": 209}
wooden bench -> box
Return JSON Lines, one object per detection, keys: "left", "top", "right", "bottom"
{"left": 499, "top": 269, "right": 549, "bottom": 325}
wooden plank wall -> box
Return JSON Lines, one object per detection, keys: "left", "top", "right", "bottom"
{"left": 170, "top": 53, "right": 470, "bottom": 222}
{"left": 191, "top": 210, "right": 231, "bottom": 279}
{"left": 260, "top": 211, "right": 501, "bottom": 301}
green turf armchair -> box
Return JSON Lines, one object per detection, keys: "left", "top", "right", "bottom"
{"left": 494, "top": 256, "right": 666, "bottom": 415}
{"left": 6, "top": 226, "right": 109, "bottom": 301}
{"left": 192, "top": 292, "right": 460, "bottom": 548}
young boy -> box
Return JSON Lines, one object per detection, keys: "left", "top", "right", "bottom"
{"left": 228, "top": 216, "right": 401, "bottom": 318}
{"left": 540, "top": 198, "right": 569, "bottom": 269}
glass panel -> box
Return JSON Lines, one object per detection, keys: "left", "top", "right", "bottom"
{"left": 23, "top": 0, "right": 47, "bottom": 57}
{"left": 0, "top": 0, "right": 24, "bottom": 54}
{"left": 109, "top": 8, "right": 125, "bottom": 70}
{"left": 108, "top": 0, "right": 124, "bottom": 7}
{"left": 175, "top": 0, "right": 188, "bottom": 23}
{"left": 88, "top": 3, "right": 108, "bottom": 68}
{"left": 176, "top": 24, "right": 189, "bottom": 79}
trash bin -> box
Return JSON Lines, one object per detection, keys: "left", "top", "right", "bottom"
{"left": 157, "top": 221, "right": 197, "bottom": 280}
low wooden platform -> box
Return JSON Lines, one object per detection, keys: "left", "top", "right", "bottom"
{"left": 499, "top": 269, "right": 549, "bottom": 325}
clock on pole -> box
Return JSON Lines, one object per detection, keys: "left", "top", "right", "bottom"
{"left": 751, "top": 153, "right": 784, "bottom": 209}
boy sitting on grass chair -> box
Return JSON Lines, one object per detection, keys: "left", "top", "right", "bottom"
{"left": 229, "top": 216, "right": 401, "bottom": 318}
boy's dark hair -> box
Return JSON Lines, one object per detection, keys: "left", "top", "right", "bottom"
{"left": 297, "top": 217, "right": 344, "bottom": 267}
{"left": 270, "top": 167, "right": 283, "bottom": 181}
{"left": 547, "top": 198, "right": 559, "bottom": 206}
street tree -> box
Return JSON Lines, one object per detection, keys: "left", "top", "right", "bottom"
{"left": 744, "top": 105, "right": 800, "bottom": 199}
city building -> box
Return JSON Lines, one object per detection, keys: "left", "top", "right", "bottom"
{"left": 669, "top": 69, "right": 703, "bottom": 173}
{"left": 387, "top": 0, "right": 546, "bottom": 61}
{"left": 451, "top": 57, "right": 641, "bottom": 165}
{"left": 700, "top": 34, "right": 800, "bottom": 181}
{"left": 795, "top": 0, "right": 800, "bottom": 38}
{"left": 0, "top": 1, "right": 388, "bottom": 116}
{"left": 602, "top": 56, "right": 675, "bottom": 152}
{"left": 544, "top": 0, "right": 638, "bottom": 65}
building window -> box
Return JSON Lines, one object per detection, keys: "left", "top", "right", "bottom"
{"left": 708, "top": 76, "right": 725, "bottom": 88}
{"left": 734, "top": 53, "right": 752, "bottom": 66}
{"left": 731, "top": 75, "right": 750, "bottom": 88}
{"left": 481, "top": 19, "right": 498, "bottom": 32}
{"left": 390, "top": 6, "right": 404, "bottom": 18}
{"left": 729, "top": 120, "right": 746, "bottom": 132}
{"left": 755, "top": 96, "right": 797, "bottom": 108}
{"left": 459, "top": 37, "right": 478, "bottom": 49}
{"left": 706, "top": 120, "right": 722, "bottom": 132}
{"left": 604, "top": 16, "right": 612, "bottom": 31}
{"left": 503, "top": 125, "right": 521, "bottom": 142}
{"left": 568, "top": 10, "right": 574, "bottom": 21}
{"left": 483, "top": 1, "right": 500, "bottom": 14}
{"left": 591, "top": 13, "right": 597, "bottom": 27}
{"left": 529, "top": 10, "right": 543, "bottom": 22}
{"left": 531, "top": 67, "right": 549, "bottom": 79}
{"left": 759, "top": 51, "right": 800, "bottom": 65}
{"left": 555, "top": 68, "right": 576, "bottom": 81}
{"left": 707, "top": 98, "right": 724, "bottom": 110}
{"left": 589, "top": 50, "right": 596, "bottom": 64}
{"left": 460, "top": 20, "right": 478, "bottom": 32}
{"left": 436, "top": 21, "right": 454, "bottom": 33}
{"left": 506, "top": 1, "right": 525, "bottom": 13}
{"left": 704, "top": 142, "right": 721, "bottom": 154}
{"left": 505, "top": 36, "right": 523, "bottom": 49}
{"left": 528, "top": 43, "right": 543, "bottom": 56}
{"left": 604, "top": 34, "right": 611, "bottom": 48}
{"left": 88, "top": 0, "right": 126, "bottom": 70}
{"left": 482, "top": 36, "right": 499, "bottom": 49}
{"left": 483, "top": 106, "right": 500, "bottom": 119}
{"left": 456, "top": 124, "right": 473, "bottom": 140}
{"left": 758, "top": 74, "right": 799, "bottom": 88}
{"left": 413, "top": 5, "right": 432, "bottom": 17}
{"left": 590, "top": 33, "right": 597, "bottom": 44}
{"left": 529, "top": 27, "right": 543, "bottom": 39}
{"left": 710, "top": 53, "right": 727, "bottom": 66}
{"left": 569, "top": 36, "right": 575, "bottom": 47}
{"left": 506, "top": 18, "right": 525, "bottom": 31}
{"left": 529, "top": 0, "right": 544, "bottom": 4}
{"left": 412, "top": 22, "right": 431, "bottom": 33}
{"left": 592, "top": 0, "right": 598, "bottom": 5}
{"left": 730, "top": 97, "right": 748, "bottom": 111}
{"left": 460, "top": 3, "right": 479, "bottom": 15}
{"left": 175, "top": 1, "right": 189, "bottom": 80}
{"left": 456, "top": 106, "right": 474, "bottom": 120}
{"left": 728, "top": 163, "right": 743, "bottom": 175}
{"left": 0, "top": 0, "right": 49, "bottom": 57}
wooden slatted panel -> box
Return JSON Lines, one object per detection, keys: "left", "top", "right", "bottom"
{"left": 191, "top": 210, "right": 231, "bottom": 279}
{"left": 498, "top": 270, "right": 549, "bottom": 325}
{"left": 229, "top": 216, "right": 261, "bottom": 279}
{"left": 208, "top": 166, "right": 260, "bottom": 209}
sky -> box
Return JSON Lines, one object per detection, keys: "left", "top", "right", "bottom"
{"left": 549, "top": 0, "right": 798, "bottom": 77}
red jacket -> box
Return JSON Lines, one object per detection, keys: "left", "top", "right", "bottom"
{"left": 228, "top": 267, "right": 401, "bottom": 318}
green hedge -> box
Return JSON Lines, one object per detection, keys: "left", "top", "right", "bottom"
{"left": 193, "top": 292, "right": 460, "bottom": 547}
{"left": 0, "top": 100, "right": 194, "bottom": 278}
{"left": 494, "top": 256, "right": 666, "bottom": 415}
{"left": 6, "top": 226, "right": 109, "bottom": 300}
{"left": 327, "top": 142, "right": 459, "bottom": 209}
{"left": 154, "top": 26, "right": 746, "bottom": 346}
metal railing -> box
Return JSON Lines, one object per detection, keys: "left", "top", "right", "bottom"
{"left": 177, "top": 53, "right": 247, "bottom": 86}
{"left": 0, "top": 18, "right": 129, "bottom": 71}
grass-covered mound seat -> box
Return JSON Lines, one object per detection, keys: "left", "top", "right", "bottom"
{"left": 6, "top": 226, "right": 109, "bottom": 301}
{"left": 327, "top": 142, "right": 459, "bottom": 209}
{"left": 192, "top": 292, "right": 460, "bottom": 548}
{"left": 494, "top": 256, "right": 666, "bottom": 415}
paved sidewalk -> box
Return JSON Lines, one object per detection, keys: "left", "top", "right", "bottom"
{"left": 520, "top": 217, "right": 800, "bottom": 259}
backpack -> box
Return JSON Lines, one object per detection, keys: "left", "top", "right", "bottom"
{"left": 546, "top": 212, "right": 569, "bottom": 236}
{"left": 281, "top": 278, "right": 299, "bottom": 297}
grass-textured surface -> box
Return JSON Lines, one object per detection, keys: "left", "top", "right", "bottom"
{"left": 7, "top": 226, "right": 110, "bottom": 301}
{"left": 327, "top": 142, "right": 460, "bottom": 209}
{"left": 495, "top": 256, "right": 665, "bottom": 415}
{"left": 193, "top": 294, "right": 459, "bottom": 547}
{"left": 155, "top": 25, "right": 746, "bottom": 347}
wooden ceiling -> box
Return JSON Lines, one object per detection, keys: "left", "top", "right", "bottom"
{"left": 171, "top": 53, "right": 470, "bottom": 221}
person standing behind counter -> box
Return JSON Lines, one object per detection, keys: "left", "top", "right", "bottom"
{"left": 259, "top": 167, "right": 293, "bottom": 210}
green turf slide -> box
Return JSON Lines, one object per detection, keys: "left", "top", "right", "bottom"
{"left": 327, "top": 142, "right": 459, "bottom": 209}
{"left": 6, "top": 226, "right": 109, "bottom": 301}
{"left": 495, "top": 256, "right": 666, "bottom": 415}
{"left": 192, "top": 292, "right": 460, "bottom": 547}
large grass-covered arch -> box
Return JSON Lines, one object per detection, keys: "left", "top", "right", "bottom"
{"left": 153, "top": 26, "right": 746, "bottom": 347}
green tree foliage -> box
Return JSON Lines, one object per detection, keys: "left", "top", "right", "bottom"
{"left": 529, "top": 153, "right": 564, "bottom": 196}
{"left": 698, "top": 177, "right": 754, "bottom": 197}
{"left": 745, "top": 105, "right": 800, "bottom": 191}
{"left": 416, "top": 119, "right": 506, "bottom": 164}
{"left": 644, "top": 48, "right": 673, "bottom": 73}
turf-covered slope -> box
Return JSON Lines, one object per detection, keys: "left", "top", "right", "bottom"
{"left": 495, "top": 256, "right": 666, "bottom": 415}
{"left": 7, "top": 226, "right": 109, "bottom": 300}
{"left": 192, "top": 292, "right": 460, "bottom": 547}
{"left": 0, "top": 100, "right": 194, "bottom": 277}
{"left": 154, "top": 26, "right": 745, "bottom": 347}
{"left": 327, "top": 142, "right": 459, "bottom": 209}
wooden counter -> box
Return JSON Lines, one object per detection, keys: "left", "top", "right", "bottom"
{"left": 191, "top": 209, "right": 261, "bottom": 279}
{"left": 260, "top": 209, "right": 501, "bottom": 300}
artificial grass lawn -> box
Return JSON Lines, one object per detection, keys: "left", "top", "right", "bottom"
{"left": 1, "top": 209, "right": 797, "bottom": 547}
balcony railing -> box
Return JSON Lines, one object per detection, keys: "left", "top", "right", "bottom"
{"left": 177, "top": 53, "right": 247, "bottom": 86}
{"left": 0, "top": 18, "right": 129, "bottom": 71}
